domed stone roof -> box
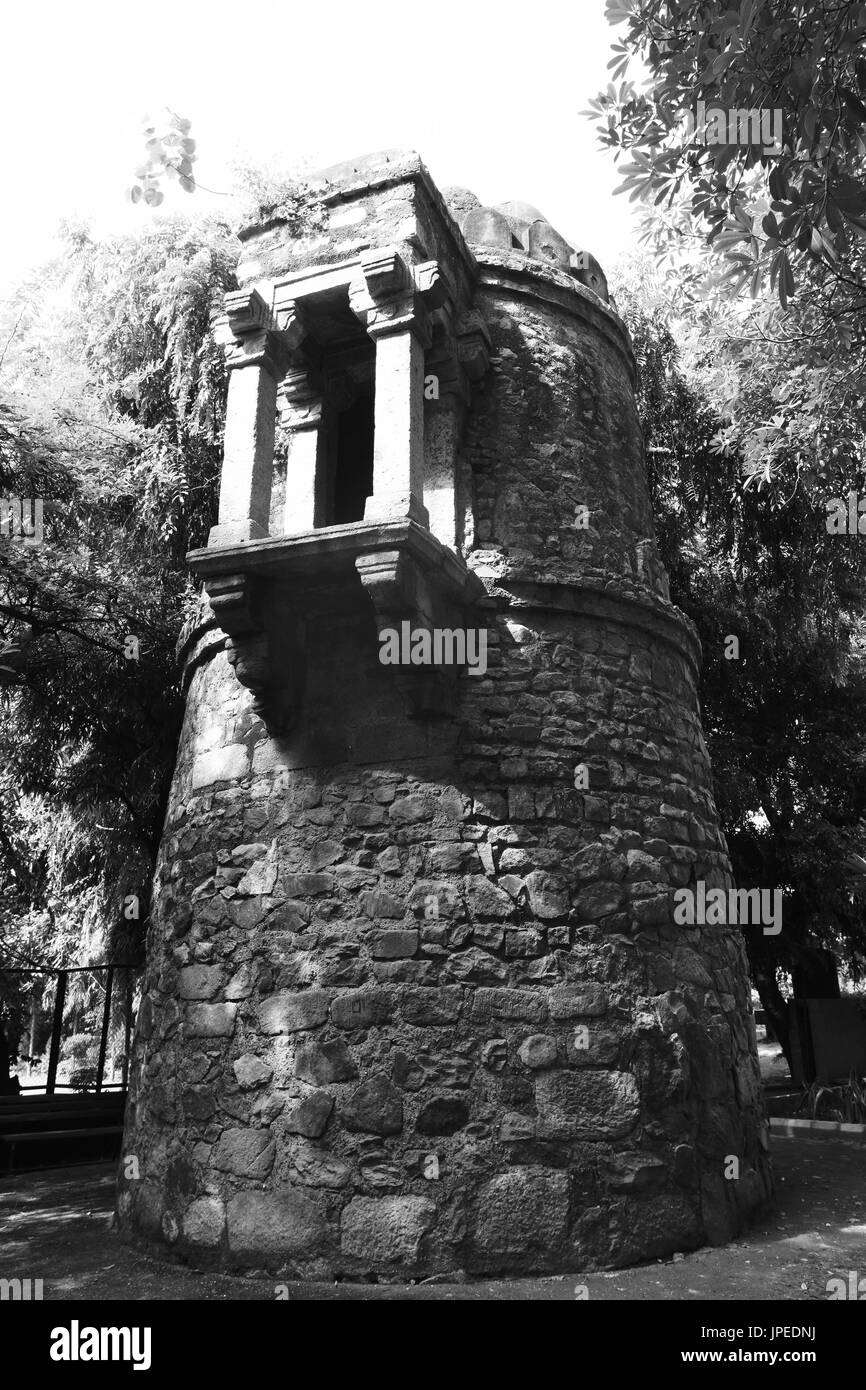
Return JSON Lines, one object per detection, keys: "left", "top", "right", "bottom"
{"left": 456, "top": 196, "right": 609, "bottom": 302}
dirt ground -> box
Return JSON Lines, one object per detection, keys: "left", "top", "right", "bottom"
{"left": 0, "top": 1133, "right": 863, "bottom": 1301}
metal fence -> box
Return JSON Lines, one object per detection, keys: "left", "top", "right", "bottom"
{"left": 0, "top": 964, "right": 140, "bottom": 1095}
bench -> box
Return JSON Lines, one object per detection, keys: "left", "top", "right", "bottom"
{"left": 0, "top": 1124, "right": 124, "bottom": 1172}
{"left": 0, "top": 1093, "right": 127, "bottom": 1171}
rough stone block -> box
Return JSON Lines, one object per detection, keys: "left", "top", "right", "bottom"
{"left": 258, "top": 990, "right": 331, "bottom": 1034}
{"left": 361, "top": 889, "right": 406, "bottom": 919}
{"left": 330, "top": 988, "right": 395, "bottom": 1028}
{"left": 549, "top": 985, "right": 609, "bottom": 1019}
{"left": 401, "top": 986, "right": 463, "bottom": 1026}
{"left": 181, "top": 1196, "right": 225, "bottom": 1250}
{"left": 471, "top": 987, "right": 547, "bottom": 1024}
{"left": 185, "top": 1003, "right": 237, "bottom": 1037}
{"left": 518, "top": 1034, "right": 558, "bottom": 1069}
{"left": 340, "top": 1196, "right": 435, "bottom": 1264}
{"left": 227, "top": 1191, "right": 326, "bottom": 1261}
{"left": 536, "top": 1070, "right": 640, "bottom": 1140}
{"left": 415, "top": 1096, "right": 470, "bottom": 1134}
{"left": 192, "top": 744, "right": 249, "bottom": 789}
{"left": 342, "top": 1075, "right": 403, "bottom": 1134}
{"left": 283, "top": 1089, "right": 334, "bottom": 1138}
{"left": 212, "top": 1127, "right": 275, "bottom": 1179}
{"left": 178, "top": 965, "right": 225, "bottom": 1000}
{"left": 471, "top": 1169, "right": 568, "bottom": 1261}
{"left": 233, "top": 1054, "right": 274, "bottom": 1089}
{"left": 294, "top": 1038, "right": 358, "bottom": 1084}
{"left": 371, "top": 929, "right": 418, "bottom": 959}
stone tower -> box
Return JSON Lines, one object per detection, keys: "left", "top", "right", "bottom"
{"left": 118, "top": 150, "right": 772, "bottom": 1277}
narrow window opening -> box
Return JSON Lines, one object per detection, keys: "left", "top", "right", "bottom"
{"left": 332, "top": 392, "right": 374, "bottom": 524}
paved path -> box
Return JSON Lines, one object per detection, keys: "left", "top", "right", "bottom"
{"left": 0, "top": 1134, "right": 862, "bottom": 1300}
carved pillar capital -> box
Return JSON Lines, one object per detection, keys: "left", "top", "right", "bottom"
{"left": 349, "top": 247, "right": 433, "bottom": 348}
{"left": 277, "top": 365, "right": 323, "bottom": 430}
{"left": 214, "top": 289, "right": 292, "bottom": 379}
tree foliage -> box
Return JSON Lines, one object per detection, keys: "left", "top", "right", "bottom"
{"left": 618, "top": 262, "right": 866, "bottom": 1059}
{"left": 0, "top": 214, "right": 239, "bottom": 1061}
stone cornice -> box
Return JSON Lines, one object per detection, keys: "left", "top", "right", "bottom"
{"left": 486, "top": 576, "right": 702, "bottom": 678}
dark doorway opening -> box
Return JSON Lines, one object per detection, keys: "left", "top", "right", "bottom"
{"left": 333, "top": 394, "right": 374, "bottom": 524}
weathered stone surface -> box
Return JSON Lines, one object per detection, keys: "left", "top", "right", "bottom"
{"left": 212, "top": 1127, "right": 275, "bottom": 1179}
{"left": 258, "top": 990, "right": 331, "bottom": 1034}
{"left": 185, "top": 1003, "right": 237, "bottom": 1037}
{"left": 341, "top": 1196, "right": 435, "bottom": 1264}
{"left": 290, "top": 1140, "right": 352, "bottom": 1188}
{"left": 361, "top": 889, "right": 406, "bottom": 919}
{"left": 401, "top": 986, "right": 463, "bottom": 1026}
{"left": 181, "top": 1196, "right": 225, "bottom": 1250}
{"left": 330, "top": 989, "right": 394, "bottom": 1029}
{"left": 178, "top": 965, "right": 225, "bottom": 1000}
{"left": 518, "top": 1034, "right": 558, "bottom": 1069}
{"left": 522, "top": 870, "right": 569, "bottom": 919}
{"left": 536, "top": 1071, "right": 640, "bottom": 1140}
{"left": 227, "top": 1191, "right": 326, "bottom": 1261}
{"left": 444, "top": 948, "right": 508, "bottom": 984}
{"left": 549, "top": 985, "right": 608, "bottom": 1019}
{"left": 294, "top": 1038, "right": 358, "bottom": 1085}
{"left": 471, "top": 988, "right": 547, "bottom": 1024}
{"left": 192, "top": 744, "right": 249, "bottom": 788}
{"left": 342, "top": 1075, "right": 403, "bottom": 1134}
{"left": 371, "top": 929, "right": 418, "bottom": 959}
{"left": 233, "top": 1054, "right": 273, "bottom": 1089}
{"left": 471, "top": 1169, "right": 569, "bottom": 1262}
{"left": 283, "top": 1089, "right": 334, "bottom": 1138}
{"left": 415, "top": 1096, "right": 470, "bottom": 1134}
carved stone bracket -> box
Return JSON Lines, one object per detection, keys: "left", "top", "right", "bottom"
{"left": 277, "top": 364, "right": 323, "bottom": 430}
{"left": 189, "top": 523, "right": 487, "bottom": 729}
{"left": 355, "top": 540, "right": 486, "bottom": 718}
{"left": 214, "top": 289, "right": 294, "bottom": 378}
{"left": 455, "top": 309, "right": 492, "bottom": 381}
{"left": 205, "top": 572, "right": 305, "bottom": 736}
{"left": 349, "top": 247, "right": 433, "bottom": 346}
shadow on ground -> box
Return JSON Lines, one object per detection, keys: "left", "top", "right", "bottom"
{"left": 0, "top": 1135, "right": 863, "bottom": 1300}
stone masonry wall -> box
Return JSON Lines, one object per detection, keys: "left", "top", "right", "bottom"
{"left": 117, "top": 236, "right": 772, "bottom": 1280}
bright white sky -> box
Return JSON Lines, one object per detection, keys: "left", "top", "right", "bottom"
{"left": 0, "top": 0, "right": 647, "bottom": 298}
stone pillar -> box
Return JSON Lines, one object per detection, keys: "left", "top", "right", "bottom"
{"left": 278, "top": 367, "right": 324, "bottom": 535}
{"left": 210, "top": 290, "right": 290, "bottom": 546}
{"left": 350, "top": 249, "right": 431, "bottom": 528}
{"left": 367, "top": 324, "right": 428, "bottom": 526}
{"left": 424, "top": 397, "right": 462, "bottom": 546}
{"left": 423, "top": 312, "right": 488, "bottom": 550}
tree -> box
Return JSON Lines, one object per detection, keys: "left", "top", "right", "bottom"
{"left": 0, "top": 214, "right": 237, "bottom": 1061}
{"left": 589, "top": 0, "right": 866, "bottom": 316}
{"left": 616, "top": 260, "right": 866, "bottom": 1063}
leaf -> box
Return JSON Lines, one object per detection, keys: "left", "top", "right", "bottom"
{"left": 762, "top": 211, "right": 780, "bottom": 238}
{"left": 803, "top": 105, "right": 817, "bottom": 143}
{"left": 768, "top": 166, "right": 789, "bottom": 200}
{"left": 179, "top": 175, "right": 195, "bottom": 194}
